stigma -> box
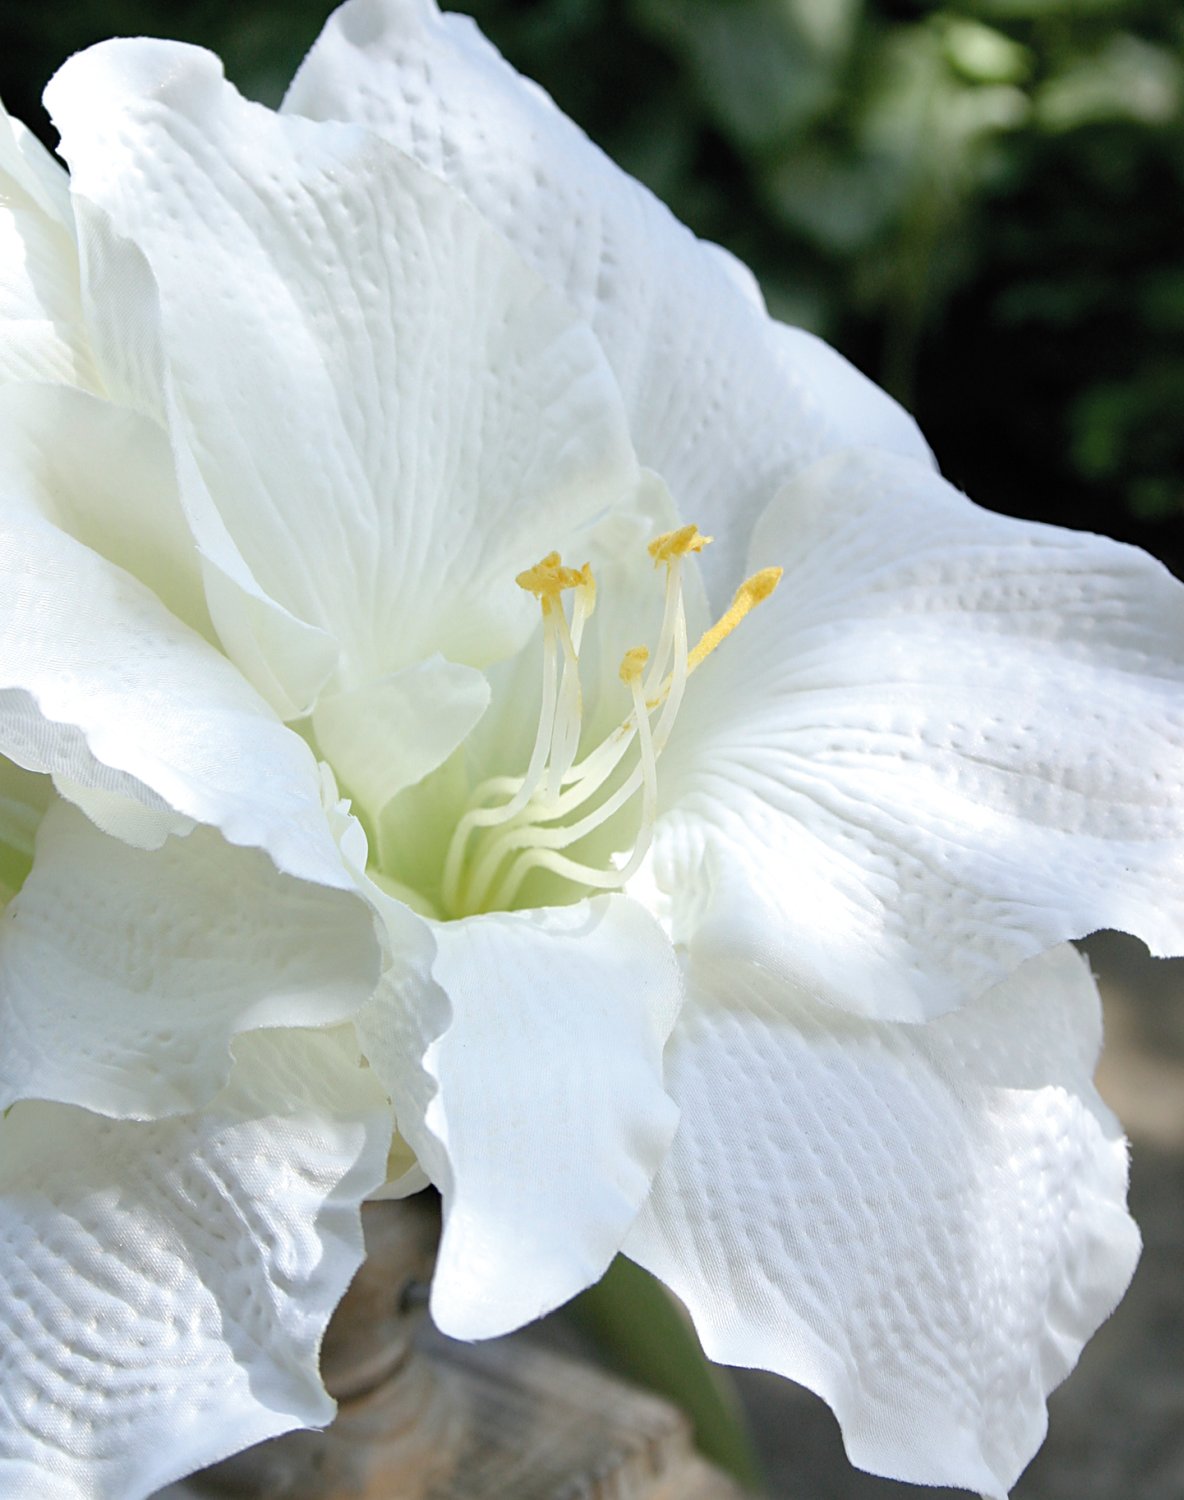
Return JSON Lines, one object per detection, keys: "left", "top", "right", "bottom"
{"left": 441, "top": 525, "right": 780, "bottom": 917}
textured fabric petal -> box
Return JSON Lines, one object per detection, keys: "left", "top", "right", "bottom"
{"left": 0, "top": 106, "right": 71, "bottom": 223}
{"left": 0, "top": 383, "right": 210, "bottom": 638}
{"left": 312, "top": 655, "right": 489, "bottom": 825}
{"left": 357, "top": 896, "right": 681, "bottom": 1338}
{"left": 624, "top": 945, "right": 1140, "bottom": 1498}
{"left": 283, "top": 0, "right": 931, "bottom": 604}
{"left": 0, "top": 1026, "right": 390, "bottom": 1500}
{"left": 47, "top": 38, "right": 640, "bottom": 700}
{"left": 0, "top": 104, "right": 98, "bottom": 390}
{"left": 0, "top": 490, "right": 348, "bottom": 886}
{"left": 653, "top": 448, "right": 1184, "bottom": 1020}
{"left": 62, "top": 181, "right": 346, "bottom": 722}
{"left": 42, "top": 195, "right": 341, "bottom": 722}
{"left": 0, "top": 797, "right": 381, "bottom": 1118}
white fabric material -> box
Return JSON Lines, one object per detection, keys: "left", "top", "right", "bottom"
{"left": 0, "top": 491, "right": 347, "bottom": 887}
{"left": 625, "top": 945, "right": 1140, "bottom": 1498}
{"left": 653, "top": 448, "right": 1184, "bottom": 1019}
{"left": 282, "top": 0, "right": 932, "bottom": 604}
{"left": 313, "top": 655, "right": 490, "bottom": 824}
{"left": 0, "top": 105, "right": 98, "bottom": 391}
{"left": 47, "top": 38, "right": 641, "bottom": 707}
{"left": 0, "top": 383, "right": 210, "bottom": 639}
{"left": 65, "top": 192, "right": 348, "bottom": 723}
{"left": 0, "top": 1026, "right": 390, "bottom": 1500}
{"left": 358, "top": 895, "right": 682, "bottom": 1337}
{"left": 0, "top": 797, "right": 380, "bottom": 1118}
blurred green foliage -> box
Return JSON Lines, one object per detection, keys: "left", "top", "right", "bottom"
{"left": 2, "top": 0, "right": 1181, "bottom": 565}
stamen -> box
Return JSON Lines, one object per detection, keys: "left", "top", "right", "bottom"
{"left": 642, "top": 561, "right": 682, "bottom": 697}
{"left": 467, "top": 614, "right": 684, "bottom": 913}
{"left": 442, "top": 530, "right": 780, "bottom": 918}
{"left": 570, "top": 562, "right": 596, "bottom": 652}
{"left": 480, "top": 647, "right": 662, "bottom": 912}
{"left": 440, "top": 552, "right": 587, "bottom": 914}
{"left": 686, "top": 566, "right": 782, "bottom": 674}
{"left": 531, "top": 541, "right": 681, "bottom": 814}
{"left": 544, "top": 561, "right": 598, "bottom": 797}
{"left": 515, "top": 550, "right": 587, "bottom": 601}
{"left": 642, "top": 523, "right": 709, "bottom": 696}
{"left": 517, "top": 553, "right": 594, "bottom": 800}
{"left": 546, "top": 599, "right": 583, "bottom": 800}
{"left": 648, "top": 523, "right": 712, "bottom": 564}
{"left": 551, "top": 528, "right": 701, "bottom": 807}
{"left": 620, "top": 645, "right": 649, "bottom": 683}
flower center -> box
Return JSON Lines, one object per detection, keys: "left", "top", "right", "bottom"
{"left": 438, "top": 525, "right": 781, "bottom": 918}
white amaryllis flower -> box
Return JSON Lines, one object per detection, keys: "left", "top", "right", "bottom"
{"left": 0, "top": 1, "right": 1181, "bottom": 1495}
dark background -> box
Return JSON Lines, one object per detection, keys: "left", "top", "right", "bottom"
{"left": 4, "top": 4, "right": 1182, "bottom": 1498}
{"left": 2, "top": 0, "right": 1182, "bottom": 576}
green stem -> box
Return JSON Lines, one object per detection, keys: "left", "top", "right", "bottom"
{"left": 566, "top": 1256, "right": 766, "bottom": 1493}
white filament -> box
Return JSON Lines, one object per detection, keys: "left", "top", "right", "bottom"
{"left": 436, "top": 533, "right": 779, "bottom": 917}
{"left": 445, "top": 557, "right": 692, "bottom": 916}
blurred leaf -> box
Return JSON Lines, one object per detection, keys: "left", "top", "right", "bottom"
{"left": 1037, "top": 35, "right": 1183, "bottom": 131}
{"left": 967, "top": 0, "right": 1132, "bottom": 18}
{"left": 1137, "top": 268, "right": 1184, "bottom": 330}
{"left": 862, "top": 24, "right": 1029, "bottom": 169}
{"left": 610, "top": 83, "right": 700, "bottom": 198}
{"left": 1071, "top": 383, "right": 1130, "bottom": 479}
{"left": 1127, "top": 476, "right": 1184, "bottom": 522}
{"left": 764, "top": 140, "right": 902, "bottom": 251}
{"left": 994, "top": 275, "right": 1111, "bottom": 327}
{"left": 942, "top": 18, "right": 1031, "bottom": 84}
{"left": 634, "top": 0, "right": 860, "bottom": 148}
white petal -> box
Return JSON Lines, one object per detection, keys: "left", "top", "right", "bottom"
{"left": 624, "top": 946, "right": 1140, "bottom": 1498}
{"left": 769, "top": 321, "right": 934, "bottom": 462}
{"left": 0, "top": 383, "right": 209, "bottom": 637}
{"left": 0, "top": 108, "right": 71, "bottom": 223}
{"left": 0, "top": 1026, "right": 390, "bottom": 1500}
{"left": 47, "top": 39, "right": 640, "bottom": 697}
{"left": 0, "top": 797, "right": 381, "bottom": 1118}
{"left": 0, "top": 104, "right": 98, "bottom": 390}
{"left": 283, "top": 0, "right": 931, "bottom": 602}
{"left": 655, "top": 449, "right": 1184, "bottom": 1019}
{"left": 0, "top": 490, "right": 348, "bottom": 889}
{"left": 43, "top": 200, "right": 338, "bottom": 722}
{"left": 312, "top": 655, "right": 489, "bottom": 824}
{"left": 357, "top": 895, "right": 682, "bottom": 1338}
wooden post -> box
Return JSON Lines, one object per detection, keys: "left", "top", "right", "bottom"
{"left": 165, "top": 1201, "right": 746, "bottom": 1500}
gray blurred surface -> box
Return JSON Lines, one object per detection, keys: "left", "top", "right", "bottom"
{"left": 735, "top": 932, "right": 1184, "bottom": 1499}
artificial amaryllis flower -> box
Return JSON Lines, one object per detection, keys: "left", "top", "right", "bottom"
{"left": 0, "top": 1, "right": 1180, "bottom": 1495}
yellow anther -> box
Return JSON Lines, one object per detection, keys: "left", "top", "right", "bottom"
{"left": 686, "top": 566, "right": 783, "bottom": 674}
{"left": 619, "top": 645, "right": 650, "bottom": 684}
{"left": 516, "top": 550, "right": 560, "bottom": 590}
{"left": 516, "top": 551, "right": 587, "bottom": 604}
{"left": 647, "top": 524, "right": 713, "bottom": 566}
